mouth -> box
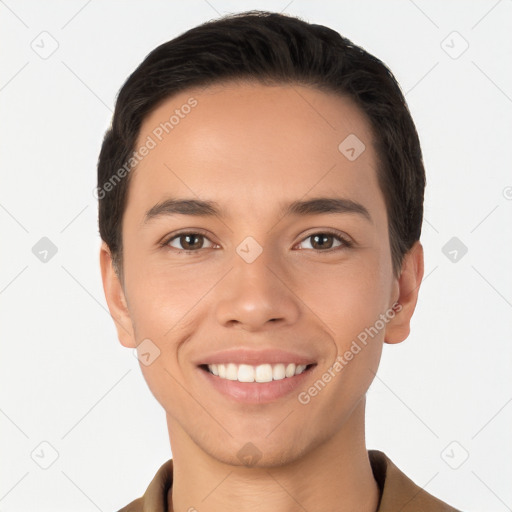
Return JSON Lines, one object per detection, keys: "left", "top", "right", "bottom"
{"left": 197, "top": 361, "right": 317, "bottom": 404}
{"left": 200, "top": 362, "right": 315, "bottom": 383}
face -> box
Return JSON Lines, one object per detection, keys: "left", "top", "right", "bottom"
{"left": 101, "top": 81, "right": 422, "bottom": 467}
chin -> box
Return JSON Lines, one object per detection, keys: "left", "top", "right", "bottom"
{"left": 200, "top": 430, "right": 316, "bottom": 469}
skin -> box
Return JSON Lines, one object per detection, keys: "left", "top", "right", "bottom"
{"left": 100, "top": 81, "right": 424, "bottom": 512}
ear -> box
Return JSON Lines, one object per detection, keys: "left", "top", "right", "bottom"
{"left": 99, "top": 241, "right": 137, "bottom": 348}
{"left": 384, "top": 240, "right": 424, "bottom": 344}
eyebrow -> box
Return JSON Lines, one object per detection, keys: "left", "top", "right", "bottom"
{"left": 143, "top": 196, "right": 372, "bottom": 224}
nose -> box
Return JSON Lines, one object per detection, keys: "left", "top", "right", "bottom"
{"left": 213, "top": 245, "right": 301, "bottom": 332}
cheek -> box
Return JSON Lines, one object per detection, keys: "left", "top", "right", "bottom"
{"left": 292, "top": 261, "right": 388, "bottom": 424}
{"left": 290, "top": 252, "right": 392, "bottom": 344}
{"left": 124, "top": 261, "right": 223, "bottom": 409}
{"left": 126, "top": 269, "right": 199, "bottom": 414}
{"left": 124, "top": 253, "right": 221, "bottom": 335}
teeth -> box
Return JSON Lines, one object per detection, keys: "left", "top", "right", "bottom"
{"left": 226, "top": 363, "right": 238, "bottom": 380}
{"left": 272, "top": 363, "right": 285, "bottom": 380}
{"left": 255, "top": 364, "right": 273, "bottom": 383}
{"left": 285, "top": 363, "right": 296, "bottom": 377}
{"left": 296, "top": 364, "right": 307, "bottom": 375}
{"left": 237, "top": 364, "right": 254, "bottom": 382}
{"left": 207, "top": 362, "right": 310, "bottom": 382}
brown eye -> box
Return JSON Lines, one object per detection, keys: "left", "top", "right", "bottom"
{"left": 297, "top": 231, "right": 352, "bottom": 252}
{"left": 167, "top": 232, "right": 214, "bottom": 251}
{"left": 180, "top": 234, "right": 203, "bottom": 250}
{"left": 310, "top": 233, "right": 335, "bottom": 250}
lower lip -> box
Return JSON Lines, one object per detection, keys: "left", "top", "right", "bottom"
{"left": 198, "top": 365, "right": 315, "bottom": 404}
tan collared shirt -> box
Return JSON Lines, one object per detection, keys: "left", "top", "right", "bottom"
{"left": 117, "top": 449, "right": 460, "bottom": 511}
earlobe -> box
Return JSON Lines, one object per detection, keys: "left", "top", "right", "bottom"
{"left": 384, "top": 241, "right": 425, "bottom": 345}
{"left": 99, "top": 242, "right": 137, "bottom": 348}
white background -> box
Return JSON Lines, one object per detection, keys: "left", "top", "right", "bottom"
{"left": 1, "top": 1, "right": 511, "bottom": 511}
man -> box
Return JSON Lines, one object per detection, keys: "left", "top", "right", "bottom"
{"left": 97, "top": 10, "right": 460, "bottom": 512}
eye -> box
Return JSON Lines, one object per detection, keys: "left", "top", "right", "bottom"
{"left": 161, "top": 230, "right": 353, "bottom": 254}
{"left": 296, "top": 231, "right": 353, "bottom": 252}
{"left": 165, "top": 232, "right": 216, "bottom": 252}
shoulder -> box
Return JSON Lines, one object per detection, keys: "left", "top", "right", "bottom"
{"left": 115, "top": 459, "right": 174, "bottom": 512}
{"left": 116, "top": 496, "right": 143, "bottom": 512}
{"left": 369, "top": 449, "right": 461, "bottom": 512}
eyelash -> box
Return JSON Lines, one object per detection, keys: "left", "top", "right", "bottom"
{"left": 159, "top": 229, "right": 354, "bottom": 254}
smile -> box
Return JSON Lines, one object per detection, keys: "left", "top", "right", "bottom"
{"left": 198, "top": 362, "right": 316, "bottom": 404}
{"left": 206, "top": 363, "right": 310, "bottom": 382}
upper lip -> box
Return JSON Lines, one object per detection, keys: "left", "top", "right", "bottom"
{"left": 195, "top": 348, "right": 317, "bottom": 366}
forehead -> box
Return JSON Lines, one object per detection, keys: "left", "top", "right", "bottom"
{"left": 127, "top": 81, "right": 384, "bottom": 222}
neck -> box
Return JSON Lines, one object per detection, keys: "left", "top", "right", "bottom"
{"left": 167, "top": 399, "right": 380, "bottom": 512}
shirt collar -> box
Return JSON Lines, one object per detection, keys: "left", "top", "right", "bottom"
{"left": 126, "top": 449, "right": 459, "bottom": 512}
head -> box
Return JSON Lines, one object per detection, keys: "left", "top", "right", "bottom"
{"left": 98, "top": 11, "right": 425, "bottom": 467}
